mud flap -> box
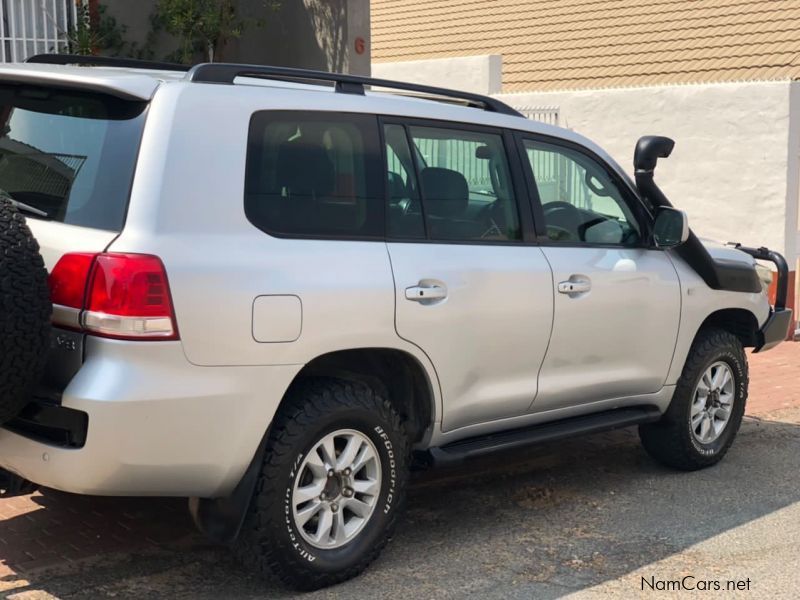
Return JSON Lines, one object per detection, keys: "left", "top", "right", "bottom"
{"left": 188, "top": 430, "right": 269, "bottom": 544}
{"left": 0, "top": 467, "right": 38, "bottom": 498}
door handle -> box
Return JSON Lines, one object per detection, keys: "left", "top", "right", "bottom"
{"left": 557, "top": 279, "right": 591, "bottom": 294}
{"left": 405, "top": 284, "right": 448, "bottom": 302}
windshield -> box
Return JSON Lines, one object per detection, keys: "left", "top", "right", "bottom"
{"left": 0, "top": 85, "right": 147, "bottom": 231}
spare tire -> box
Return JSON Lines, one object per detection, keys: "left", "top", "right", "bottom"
{"left": 0, "top": 198, "right": 51, "bottom": 424}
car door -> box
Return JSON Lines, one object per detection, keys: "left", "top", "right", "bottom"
{"left": 517, "top": 135, "right": 681, "bottom": 413}
{"left": 382, "top": 119, "right": 554, "bottom": 433}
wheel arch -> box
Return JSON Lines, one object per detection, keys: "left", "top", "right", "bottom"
{"left": 293, "top": 347, "right": 438, "bottom": 446}
{"left": 190, "top": 346, "right": 439, "bottom": 543}
{"left": 696, "top": 308, "right": 760, "bottom": 348}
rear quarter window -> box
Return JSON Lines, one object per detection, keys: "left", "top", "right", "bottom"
{"left": 244, "top": 111, "right": 384, "bottom": 239}
{"left": 0, "top": 85, "right": 146, "bottom": 231}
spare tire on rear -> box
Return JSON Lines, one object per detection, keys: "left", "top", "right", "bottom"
{"left": 0, "top": 198, "right": 51, "bottom": 424}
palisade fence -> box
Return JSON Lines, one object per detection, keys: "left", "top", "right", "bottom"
{"left": 515, "top": 107, "right": 592, "bottom": 208}
{"left": 0, "top": 0, "right": 79, "bottom": 62}
{"left": 517, "top": 106, "right": 560, "bottom": 126}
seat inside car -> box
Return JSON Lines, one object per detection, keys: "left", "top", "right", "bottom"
{"left": 273, "top": 131, "right": 361, "bottom": 232}
{"left": 419, "top": 167, "right": 484, "bottom": 239}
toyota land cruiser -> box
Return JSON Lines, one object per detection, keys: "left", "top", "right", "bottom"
{"left": 0, "top": 55, "right": 792, "bottom": 590}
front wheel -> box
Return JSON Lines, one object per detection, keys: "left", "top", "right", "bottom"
{"left": 234, "top": 378, "right": 408, "bottom": 590}
{"left": 639, "top": 327, "right": 748, "bottom": 470}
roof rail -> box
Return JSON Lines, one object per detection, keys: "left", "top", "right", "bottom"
{"left": 26, "top": 54, "right": 190, "bottom": 73}
{"left": 187, "top": 63, "right": 523, "bottom": 117}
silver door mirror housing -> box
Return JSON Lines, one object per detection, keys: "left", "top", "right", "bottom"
{"left": 653, "top": 207, "right": 689, "bottom": 248}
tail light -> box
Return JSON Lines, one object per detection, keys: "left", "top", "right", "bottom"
{"left": 48, "top": 253, "right": 179, "bottom": 341}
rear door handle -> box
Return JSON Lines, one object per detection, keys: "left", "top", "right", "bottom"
{"left": 405, "top": 284, "right": 448, "bottom": 301}
{"left": 557, "top": 279, "right": 591, "bottom": 294}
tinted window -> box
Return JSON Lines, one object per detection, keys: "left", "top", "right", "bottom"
{"left": 0, "top": 86, "right": 146, "bottom": 231}
{"left": 389, "top": 124, "right": 521, "bottom": 242}
{"left": 524, "top": 140, "right": 641, "bottom": 246}
{"left": 384, "top": 123, "right": 425, "bottom": 239}
{"left": 245, "top": 112, "right": 383, "bottom": 238}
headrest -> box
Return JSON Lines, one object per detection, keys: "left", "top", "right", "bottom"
{"left": 419, "top": 167, "right": 468, "bottom": 218}
{"left": 387, "top": 171, "right": 408, "bottom": 199}
{"left": 276, "top": 138, "right": 334, "bottom": 197}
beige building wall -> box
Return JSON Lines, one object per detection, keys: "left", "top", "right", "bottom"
{"left": 372, "top": 55, "right": 502, "bottom": 94}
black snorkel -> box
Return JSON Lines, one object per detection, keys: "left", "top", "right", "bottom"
{"left": 633, "top": 135, "right": 762, "bottom": 294}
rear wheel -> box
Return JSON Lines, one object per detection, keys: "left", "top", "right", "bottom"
{"left": 0, "top": 198, "right": 51, "bottom": 424}
{"left": 639, "top": 327, "right": 748, "bottom": 470}
{"left": 233, "top": 378, "right": 409, "bottom": 590}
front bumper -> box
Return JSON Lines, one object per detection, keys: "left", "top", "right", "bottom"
{"left": 729, "top": 244, "right": 793, "bottom": 352}
{"left": 0, "top": 337, "right": 301, "bottom": 497}
{"left": 756, "top": 308, "right": 793, "bottom": 352}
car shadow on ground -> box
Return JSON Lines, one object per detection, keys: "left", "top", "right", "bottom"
{"left": 2, "top": 414, "right": 799, "bottom": 599}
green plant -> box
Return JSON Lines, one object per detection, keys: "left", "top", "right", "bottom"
{"left": 57, "top": 3, "right": 129, "bottom": 56}
{"left": 156, "top": 0, "right": 279, "bottom": 64}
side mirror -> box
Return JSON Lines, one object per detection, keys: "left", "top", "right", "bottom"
{"left": 653, "top": 207, "right": 689, "bottom": 248}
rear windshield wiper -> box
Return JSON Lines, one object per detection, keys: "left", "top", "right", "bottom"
{"left": 0, "top": 193, "right": 50, "bottom": 219}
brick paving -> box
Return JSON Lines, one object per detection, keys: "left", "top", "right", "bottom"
{"left": 0, "top": 493, "right": 195, "bottom": 589}
{"left": 0, "top": 343, "right": 798, "bottom": 591}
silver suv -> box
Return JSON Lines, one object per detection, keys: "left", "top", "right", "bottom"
{"left": 0, "top": 55, "right": 792, "bottom": 590}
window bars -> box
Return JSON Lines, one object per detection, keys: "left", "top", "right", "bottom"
{"left": 0, "top": 0, "right": 79, "bottom": 63}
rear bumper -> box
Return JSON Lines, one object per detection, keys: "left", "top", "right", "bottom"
{"left": 0, "top": 337, "right": 301, "bottom": 497}
{"left": 5, "top": 402, "right": 88, "bottom": 448}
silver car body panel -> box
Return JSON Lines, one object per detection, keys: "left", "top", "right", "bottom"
{"left": 533, "top": 246, "right": 681, "bottom": 412}
{"left": 0, "top": 337, "right": 302, "bottom": 496}
{"left": 0, "top": 68, "right": 773, "bottom": 496}
{"left": 388, "top": 243, "right": 554, "bottom": 432}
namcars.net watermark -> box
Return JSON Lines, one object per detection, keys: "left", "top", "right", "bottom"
{"left": 642, "top": 576, "right": 752, "bottom": 592}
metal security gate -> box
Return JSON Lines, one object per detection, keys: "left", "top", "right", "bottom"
{"left": 517, "top": 106, "right": 560, "bottom": 127}
{"left": 0, "top": 0, "right": 79, "bottom": 62}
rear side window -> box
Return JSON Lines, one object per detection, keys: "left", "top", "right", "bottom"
{"left": 0, "top": 85, "right": 147, "bottom": 231}
{"left": 384, "top": 122, "right": 522, "bottom": 243}
{"left": 245, "top": 111, "right": 384, "bottom": 239}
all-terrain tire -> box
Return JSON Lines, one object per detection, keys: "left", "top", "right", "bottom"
{"left": 0, "top": 198, "right": 51, "bottom": 423}
{"left": 639, "top": 327, "right": 748, "bottom": 471}
{"left": 233, "top": 377, "right": 409, "bottom": 591}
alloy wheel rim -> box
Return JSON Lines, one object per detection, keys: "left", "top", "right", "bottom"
{"left": 690, "top": 361, "right": 735, "bottom": 444}
{"left": 292, "top": 428, "right": 382, "bottom": 549}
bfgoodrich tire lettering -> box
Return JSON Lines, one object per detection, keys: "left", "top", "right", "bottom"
{"left": 234, "top": 378, "right": 409, "bottom": 591}
{"left": 639, "top": 327, "right": 748, "bottom": 471}
{"left": 0, "top": 198, "right": 51, "bottom": 424}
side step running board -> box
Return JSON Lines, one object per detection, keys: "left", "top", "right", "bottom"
{"left": 426, "top": 406, "right": 662, "bottom": 467}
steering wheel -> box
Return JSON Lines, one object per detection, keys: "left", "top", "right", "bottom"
{"left": 543, "top": 201, "right": 582, "bottom": 241}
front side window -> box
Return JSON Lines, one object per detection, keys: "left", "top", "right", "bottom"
{"left": 245, "top": 112, "right": 383, "bottom": 238}
{"left": 523, "top": 140, "right": 642, "bottom": 246}
{"left": 384, "top": 123, "right": 522, "bottom": 243}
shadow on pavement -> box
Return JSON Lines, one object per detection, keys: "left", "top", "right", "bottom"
{"left": 2, "top": 414, "right": 799, "bottom": 598}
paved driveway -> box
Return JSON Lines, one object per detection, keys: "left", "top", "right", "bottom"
{"left": 2, "top": 344, "right": 799, "bottom": 599}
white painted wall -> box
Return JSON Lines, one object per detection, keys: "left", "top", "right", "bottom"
{"left": 497, "top": 82, "right": 796, "bottom": 261}
{"left": 373, "top": 55, "right": 502, "bottom": 94}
